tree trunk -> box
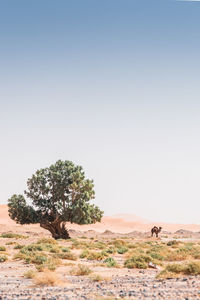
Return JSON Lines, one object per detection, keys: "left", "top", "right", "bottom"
{"left": 40, "top": 220, "right": 70, "bottom": 239}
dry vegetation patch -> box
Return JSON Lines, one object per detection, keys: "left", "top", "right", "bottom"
{"left": 157, "top": 261, "right": 200, "bottom": 278}
{"left": 33, "top": 270, "right": 63, "bottom": 286}
{"left": 69, "top": 264, "right": 92, "bottom": 276}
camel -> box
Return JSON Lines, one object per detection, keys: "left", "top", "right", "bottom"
{"left": 151, "top": 226, "right": 162, "bottom": 237}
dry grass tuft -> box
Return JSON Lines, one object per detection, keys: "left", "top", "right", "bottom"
{"left": 24, "top": 269, "right": 37, "bottom": 279}
{"left": 37, "top": 238, "right": 57, "bottom": 245}
{"left": 69, "top": 264, "right": 92, "bottom": 276}
{"left": 89, "top": 273, "right": 110, "bottom": 282}
{"left": 157, "top": 261, "right": 200, "bottom": 279}
{"left": 33, "top": 270, "right": 63, "bottom": 286}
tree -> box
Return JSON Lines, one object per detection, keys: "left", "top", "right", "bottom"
{"left": 8, "top": 160, "right": 103, "bottom": 239}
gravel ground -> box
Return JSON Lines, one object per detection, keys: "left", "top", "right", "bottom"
{"left": 1, "top": 266, "right": 200, "bottom": 300}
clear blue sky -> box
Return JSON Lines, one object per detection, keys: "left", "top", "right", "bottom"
{"left": 1, "top": 0, "right": 200, "bottom": 223}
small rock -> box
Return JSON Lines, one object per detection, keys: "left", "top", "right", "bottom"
{"left": 119, "top": 291, "right": 127, "bottom": 298}
{"left": 128, "top": 291, "right": 135, "bottom": 296}
{"left": 148, "top": 262, "right": 157, "bottom": 269}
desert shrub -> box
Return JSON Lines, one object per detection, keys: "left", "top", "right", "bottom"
{"left": 127, "top": 243, "right": 138, "bottom": 249}
{"left": 35, "top": 257, "right": 61, "bottom": 272}
{"left": 15, "top": 247, "right": 61, "bottom": 270}
{"left": 49, "top": 246, "right": 60, "bottom": 253}
{"left": 0, "top": 255, "right": 7, "bottom": 262}
{"left": 124, "top": 255, "right": 151, "bottom": 269}
{"left": 89, "top": 274, "right": 103, "bottom": 281}
{"left": 21, "top": 240, "right": 61, "bottom": 254}
{"left": 117, "top": 247, "right": 128, "bottom": 254}
{"left": 52, "top": 252, "right": 77, "bottom": 261}
{"left": 94, "top": 241, "right": 106, "bottom": 250}
{"left": 100, "top": 250, "right": 109, "bottom": 257}
{"left": 87, "top": 251, "right": 106, "bottom": 261}
{"left": 165, "top": 263, "right": 184, "bottom": 273}
{"left": 13, "top": 252, "right": 26, "bottom": 261}
{"left": 157, "top": 270, "right": 178, "bottom": 279}
{"left": 192, "top": 250, "right": 200, "bottom": 259}
{"left": 185, "top": 242, "right": 195, "bottom": 248}
{"left": 148, "top": 251, "right": 164, "bottom": 261}
{"left": 24, "top": 269, "right": 36, "bottom": 279}
{"left": 61, "top": 247, "right": 69, "bottom": 253}
{"left": 34, "top": 270, "right": 62, "bottom": 286}
{"left": 37, "top": 238, "right": 57, "bottom": 245}
{"left": 104, "top": 257, "right": 117, "bottom": 267}
{"left": 21, "top": 244, "right": 43, "bottom": 253}
{"left": 0, "top": 246, "right": 6, "bottom": 251}
{"left": 1, "top": 233, "right": 28, "bottom": 239}
{"left": 167, "top": 240, "right": 179, "bottom": 247}
{"left": 145, "top": 241, "right": 154, "bottom": 245}
{"left": 69, "top": 264, "right": 92, "bottom": 276}
{"left": 89, "top": 274, "right": 109, "bottom": 282}
{"left": 80, "top": 250, "right": 89, "bottom": 259}
{"left": 166, "top": 250, "right": 188, "bottom": 261}
{"left": 125, "top": 247, "right": 145, "bottom": 258}
{"left": 185, "top": 261, "right": 200, "bottom": 275}
{"left": 14, "top": 244, "right": 24, "bottom": 249}
{"left": 105, "top": 247, "right": 116, "bottom": 254}
{"left": 146, "top": 246, "right": 167, "bottom": 259}
{"left": 6, "top": 241, "right": 16, "bottom": 245}
{"left": 112, "top": 239, "right": 127, "bottom": 248}
{"left": 30, "top": 254, "right": 48, "bottom": 265}
{"left": 71, "top": 240, "right": 87, "bottom": 249}
{"left": 157, "top": 261, "right": 200, "bottom": 278}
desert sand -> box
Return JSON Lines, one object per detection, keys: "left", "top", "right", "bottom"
{"left": 1, "top": 204, "right": 200, "bottom": 234}
{"left": 1, "top": 205, "right": 200, "bottom": 299}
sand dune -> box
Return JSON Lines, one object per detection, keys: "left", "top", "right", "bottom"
{"left": 0, "top": 204, "right": 200, "bottom": 233}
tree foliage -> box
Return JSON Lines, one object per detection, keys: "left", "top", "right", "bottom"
{"left": 8, "top": 160, "right": 103, "bottom": 239}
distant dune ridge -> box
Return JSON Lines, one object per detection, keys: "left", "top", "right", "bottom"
{"left": 0, "top": 204, "right": 200, "bottom": 233}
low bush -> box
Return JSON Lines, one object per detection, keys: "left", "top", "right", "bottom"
{"left": 14, "top": 244, "right": 24, "bottom": 249}
{"left": 61, "top": 247, "right": 70, "bottom": 253}
{"left": 167, "top": 240, "right": 179, "bottom": 247}
{"left": 34, "top": 270, "right": 63, "bottom": 286}
{"left": 165, "top": 250, "right": 188, "bottom": 261}
{"left": 80, "top": 249, "right": 89, "bottom": 259}
{"left": 157, "top": 261, "right": 200, "bottom": 278}
{"left": 24, "top": 269, "right": 36, "bottom": 279}
{"left": 0, "top": 255, "right": 7, "bottom": 262}
{"left": 94, "top": 241, "right": 106, "bottom": 250}
{"left": 49, "top": 246, "right": 60, "bottom": 253}
{"left": 89, "top": 274, "right": 109, "bottom": 282}
{"left": 104, "top": 257, "right": 117, "bottom": 268}
{"left": 105, "top": 247, "right": 116, "bottom": 254}
{"left": 86, "top": 251, "right": 106, "bottom": 261}
{"left": 37, "top": 238, "right": 57, "bottom": 245}
{"left": 124, "top": 255, "right": 152, "bottom": 269}
{"left": 1, "top": 233, "right": 28, "bottom": 239}
{"left": 117, "top": 247, "right": 128, "bottom": 254}
{"left": 52, "top": 252, "right": 77, "bottom": 261}
{"left": 69, "top": 264, "right": 92, "bottom": 276}
{"left": 0, "top": 246, "right": 6, "bottom": 251}
{"left": 112, "top": 239, "right": 127, "bottom": 248}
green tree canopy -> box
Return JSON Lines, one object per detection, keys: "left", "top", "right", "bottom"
{"left": 8, "top": 160, "right": 103, "bottom": 239}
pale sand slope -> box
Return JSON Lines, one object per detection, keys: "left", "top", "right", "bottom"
{"left": 0, "top": 204, "right": 200, "bottom": 233}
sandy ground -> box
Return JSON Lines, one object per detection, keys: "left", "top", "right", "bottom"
{"left": 1, "top": 205, "right": 200, "bottom": 299}
{"left": 1, "top": 204, "right": 200, "bottom": 234}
